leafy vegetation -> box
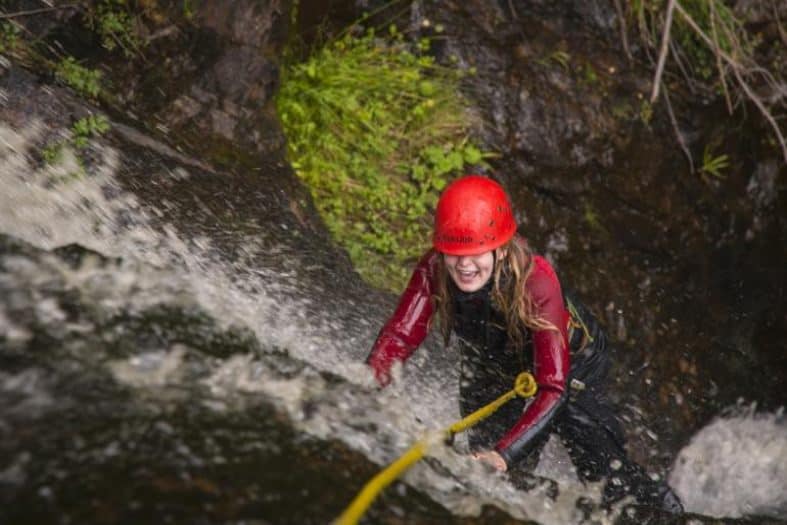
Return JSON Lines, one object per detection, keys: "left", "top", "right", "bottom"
{"left": 86, "top": 0, "right": 142, "bottom": 57}
{"left": 41, "top": 142, "right": 65, "bottom": 166}
{"left": 639, "top": 99, "right": 654, "bottom": 124}
{"left": 42, "top": 114, "right": 111, "bottom": 171}
{"left": 0, "top": 21, "right": 20, "bottom": 53}
{"left": 71, "top": 114, "right": 111, "bottom": 147}
{"left": 699, "top": 144, "right": 729, "bottom": 179}
{"left": 276, "top": 25, "right": 490, "bottom": 291}
{"left": 548, "top": 50, "right": 571, "bottom": 70}
{"left": 56, "top": 57, "right": 103, "bottom": 98}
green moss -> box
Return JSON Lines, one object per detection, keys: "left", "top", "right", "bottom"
{"left": 276, "top": 26, "right": 491, "bottom": 291}
{"left": 583, "top": 203, "right": 608, "bottom": 235}
{"left": 582, "top": 62, "right": 599, "bottom": 85}
{"left": 639, "top": 99, "right": 653, "bottom": 124}
{"left": 611, "top": 100, "right": 635, "bottom": 121}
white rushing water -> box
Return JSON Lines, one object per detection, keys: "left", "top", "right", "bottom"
{"left": 0, "top": 120, "right": 359, "bottom": 373}
{"left": 3, "top": 119, "right": 786, "bottom": 524}
{"left": 1, "top": 120, "right": 578, "bottom": 523}
{"left": 669, "top": 405, "right": 787, "bottom": 519}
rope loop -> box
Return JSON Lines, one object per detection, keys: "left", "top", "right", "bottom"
{"left": 514, "top": 371, "right": 537, "bottom": 398}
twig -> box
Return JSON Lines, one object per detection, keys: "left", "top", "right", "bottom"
{"left": 730, "top": 64, "right": 787, "bottom": 163}
{"left": 709, "top": 1, "right": 733, "bottom": 114}
{"left": 650, "top": 0, "right": 676, "bottom": 103}
{"left": 0, "top": 4, "right": 82, "bottom": 19}
{"left": 673, "top": 0, "right": 787, "bottom": 163}
{"left": 635, "top": 2, "right": 656, "bottom": 52}
{"left": 612, "top": 0, "right": 632, "bottom": 60}
{"left": 507, "top": 0, "right": 519, "bottom": 20}
{"left": 662, "top": 84, "right": 694, "bottom": 172}
{"left": 668, "top": 38, "right": 699, "bottom": 94}
{"left": 775, "top": 1, "right": 787, "bottom": 46}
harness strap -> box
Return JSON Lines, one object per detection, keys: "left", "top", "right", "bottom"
{"left": 566, "top": 297, "right": 594, "bottom": 353}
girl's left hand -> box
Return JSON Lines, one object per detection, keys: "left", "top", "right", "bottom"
{"left": 472, "top": 450, "right": 507, "bottom": 471}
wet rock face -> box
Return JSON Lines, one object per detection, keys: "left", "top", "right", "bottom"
{"left": 0, "top": 234, "right": 533, "bottom": 525}
{"left": 0, "top": 60, "right": 391, "bottom": 353}
{"left": 156, "top": 0, "right": 289, "bottom": 155}
{"left": 10, "top": 0, "right": 291, "bottom": 157}
{"left": 418, "top": 0, "right": 627, "bottom": 171}
{"left": 0, "top": 237, "right": 350, "bottom": 522}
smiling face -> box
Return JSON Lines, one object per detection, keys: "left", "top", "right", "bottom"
{"left": 443, "top": 250, "right": 495, "bottom": 293}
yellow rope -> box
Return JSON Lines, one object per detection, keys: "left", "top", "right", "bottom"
{"left": 335, "top": 371, "right": 537, "bottom": 525}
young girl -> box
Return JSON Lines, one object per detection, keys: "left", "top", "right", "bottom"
{"left": 366, "top": 175, "right": 682, "bottom": 512}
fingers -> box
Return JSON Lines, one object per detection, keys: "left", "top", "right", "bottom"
{"left": 471, "top": 450, "right": 507, "bottom": 471}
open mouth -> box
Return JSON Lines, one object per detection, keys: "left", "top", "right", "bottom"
{"left": 456, "top": 269, "right": 478, "bottom": 282}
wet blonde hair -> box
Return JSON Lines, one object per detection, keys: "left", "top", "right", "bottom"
{"left": 433, "top": 236, "right": 557, "bottom": 348}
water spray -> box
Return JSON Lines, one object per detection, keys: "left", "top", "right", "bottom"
{"left": 335, "top": 371, "right": 538, "bottom": 524}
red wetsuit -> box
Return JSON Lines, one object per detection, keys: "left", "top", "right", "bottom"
{"left": 366, "top": 248, "right": 570, "bottom": 466}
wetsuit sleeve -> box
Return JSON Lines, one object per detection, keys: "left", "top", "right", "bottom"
{"left": 365, "top": 250, "right": 439, "bottom": 386}
{"left": 494, "top": 256, "right": 570, "bottom": 466}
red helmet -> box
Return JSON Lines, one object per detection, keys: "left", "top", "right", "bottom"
{"left": 433, "top": 175, "right": 517, "bottom": 255}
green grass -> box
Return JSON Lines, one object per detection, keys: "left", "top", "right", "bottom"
{"left": 276, "top": 26, "right": 490, "bottom": 291}
{"left": 630, "top": 0, "right": 752, "bottom": 81}
{"left": 699, "top": 144, "right": 729, "bottom": 178}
